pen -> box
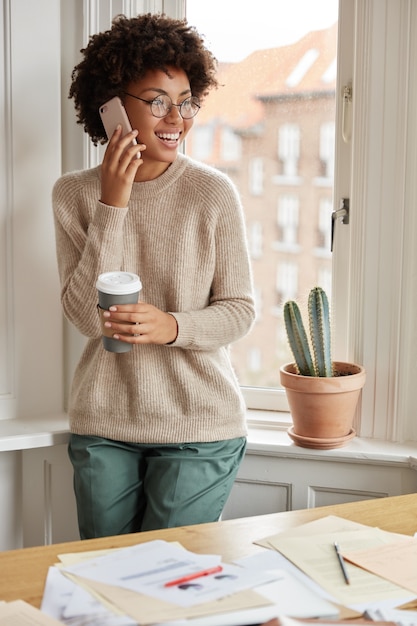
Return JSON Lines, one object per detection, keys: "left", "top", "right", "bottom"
{"left": 164, "top": 565, "right": 223, "bottom": 587}
{"left": 334, "top": 541, "right": 350, "bottom": 585}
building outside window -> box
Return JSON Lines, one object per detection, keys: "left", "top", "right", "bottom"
{"left": 277, "top": 261, "right": 298, "bottom": 305}
{"left": 221, "top": 126, "right": 242, "bottom": 161}
{"left": 186, "top": 0, "right": 337, "bottom": 394}
{"left": 277, "top": 194, "right": 299, "bottom": 247}
{"left": 183, "top": 0, "right": 417, "bottom": 443}
{"left": 319, "top": 121, "right": 335, "bottom": 179}
{"left": 248, "top": 221, "right": 263, "bottom": 260}
{"left": 190, "top": 124, "right": 214, "bottom": 161}
{"left": 317, "top": 197, "right": 333, "bottom": 251}
{"left": 249, "top": 157, "right": 264, "bottom": 196}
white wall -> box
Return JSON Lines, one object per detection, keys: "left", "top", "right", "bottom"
{"left": 0, "top": 0, "right": 63, "bottom": 422}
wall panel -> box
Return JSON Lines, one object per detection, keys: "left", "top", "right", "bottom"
{"left": 0, "top": 0, "right": 63, "bottom": 420}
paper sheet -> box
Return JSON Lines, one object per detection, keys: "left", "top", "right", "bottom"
{"left": 43, "top": 541, "right": 340, "bottom": 625}
{"left": 43, "top": 567, "right": 341, "bottom": 626}
{"left": 61, "top": 539, "right": 277, "bottom": 609}
{"left": 234, "top": 548, "right": 362, "bottom": 620}
{"left": 277, "top": 617, "right": 397, "bottom": 626}
{"left": 263, "top": 517, "right": 413, "bottom": 606}
{"left": 41, "top": 566, "right": 136, "bottom": 625}
{"left": 0, "top": 600, "right": 65, "bottom": 625}
{"left": 255, "top": 514, "right": 407, "bottom": 549}
{"left": 343, "top": 538, "right": 417, "bottom": 595}
{"left": 59, "top": 576, "right": 272, "bottom": 625}
{"left": 49, "top": 541, "right": 275, "bottom": 624}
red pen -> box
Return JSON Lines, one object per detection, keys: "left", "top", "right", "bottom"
{"left": 164, "top": 565, "right": 223, "bottom": 587}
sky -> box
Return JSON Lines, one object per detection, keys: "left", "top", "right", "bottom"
{"left": 186, "top": 0, "right": 339, "bottom": 63}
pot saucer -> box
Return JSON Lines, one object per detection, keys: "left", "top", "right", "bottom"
{"left": 287, "top": 426, "right": 356, "bottom": 449}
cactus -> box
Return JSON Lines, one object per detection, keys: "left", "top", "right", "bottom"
{"left": 283, "top": 287, "right": 333, "bottom": 377}
{"left": 283, "top": 300, "right": 315, "bottom": 376}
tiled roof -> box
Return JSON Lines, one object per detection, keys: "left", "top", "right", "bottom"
{"left": 197, "top": 22, "right": 337, "bottom": 130}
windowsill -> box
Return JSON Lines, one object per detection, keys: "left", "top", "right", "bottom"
{"left": 0, "top": 412, "right": 417, "bottom": 470}
{"left": 246, "top": 425, "right": 417, "bottom": 467}
{"left": 0, "top": 413, "right": 70, "bottom": 452}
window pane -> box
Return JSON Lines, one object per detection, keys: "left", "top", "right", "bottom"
{"left": 186, "top": 0, "right": 338, "bottom": 390}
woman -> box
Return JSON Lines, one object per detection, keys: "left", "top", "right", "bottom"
{"left": 53, "top": 12, "right": 255, "bottom": 539}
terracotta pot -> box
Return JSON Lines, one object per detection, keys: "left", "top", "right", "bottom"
{"left": 280, "top": 361, "right": 366, "bottom": 449}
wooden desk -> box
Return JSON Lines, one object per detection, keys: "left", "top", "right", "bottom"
{"left": 1, "top": 493, "right": 417, "bottom": 609}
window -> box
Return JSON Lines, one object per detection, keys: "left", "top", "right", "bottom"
{"left": 278, "top": 124, "right": 300, "bottom": 179}
{"left": 190, "top": 0, "right": 417, "bottom": 444}
{"left": 221, "top": 127, "right": 241, "bottom": 161}
{"left": 248, "top": 347, "right": 262, "bottom": 373}
{"left": 317, "top": 197, "right": 333, "bottom": 251}
{"left": 253, "top": 285, "right": 262, "bottom": 321}
{"left": 68, "top": 0, "right": 417, "bottom": 444}
{"left": 331, "top": 0, "right": 417, "bottom": 443}
{"left": 186, "top": 0, "right": 338, "bottom": 398}
{"left": 277, "top": 195, "right": 299, "bottom": 248}
{"left": 249, "top": 157, "right": 264, "bottom": 196}
{"left": 248, "top": 221, "right": 263, "bottom": 260}
{"left": 317, "top": 267, "right": 332, "bottom": 299}
{"left": 191, "top": 125, "right": 214, "bottom": 161}
{"left": 277, "top": 261, "right": 298, "bottom": 305}
{"left": 319, "top": 122, "right": 335, "bottom": 179}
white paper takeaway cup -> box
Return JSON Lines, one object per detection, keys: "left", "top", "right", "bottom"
{"left": 96, "top": 271, "right": 142, "bottom": 353}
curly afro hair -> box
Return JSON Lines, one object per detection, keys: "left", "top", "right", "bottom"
{"left": 69, "top": 13, "right": 219, "bottom": 145}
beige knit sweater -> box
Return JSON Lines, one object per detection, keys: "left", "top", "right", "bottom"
{"left": 53, "top": 153, "right": 255, "bottom": 443}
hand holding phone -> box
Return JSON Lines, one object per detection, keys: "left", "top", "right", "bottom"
{"left": 99, "top": 96, "right": 139, "bottom": 151}
{"left": 99, "top": 96, "right": 142, "bottom": 207}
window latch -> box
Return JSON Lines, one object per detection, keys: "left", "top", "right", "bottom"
{"left": 331, "top": 198, "right": 349, "bottom": 252}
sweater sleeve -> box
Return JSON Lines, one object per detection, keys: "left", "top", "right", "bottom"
{"left": 52, "top": 171, "right": 129, "bottom": 338}
{"left": 169, "top": 173, "right": 256, "bottom": 351}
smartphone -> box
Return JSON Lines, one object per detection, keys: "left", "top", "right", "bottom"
{"left": 99, "top": 96, "right": 138, "bottom": 147}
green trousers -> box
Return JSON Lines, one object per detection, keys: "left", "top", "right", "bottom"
{"left": 68, "top": 434, "right": 246, "bottom": 539}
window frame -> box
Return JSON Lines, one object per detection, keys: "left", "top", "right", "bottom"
{"left": 337, "top": 0, "right": 417, "bottom": 443}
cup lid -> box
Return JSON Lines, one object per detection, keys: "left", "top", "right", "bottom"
{"left": 96, "top": 271, "right": 142, "bottom": 295}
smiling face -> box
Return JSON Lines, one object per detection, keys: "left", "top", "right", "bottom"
{"left": 123, "top": 67, "right": 195, "bottom": 181}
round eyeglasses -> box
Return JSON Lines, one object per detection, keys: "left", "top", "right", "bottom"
{"left": 124, "top": 92, "right": 200, "bottom": 119}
